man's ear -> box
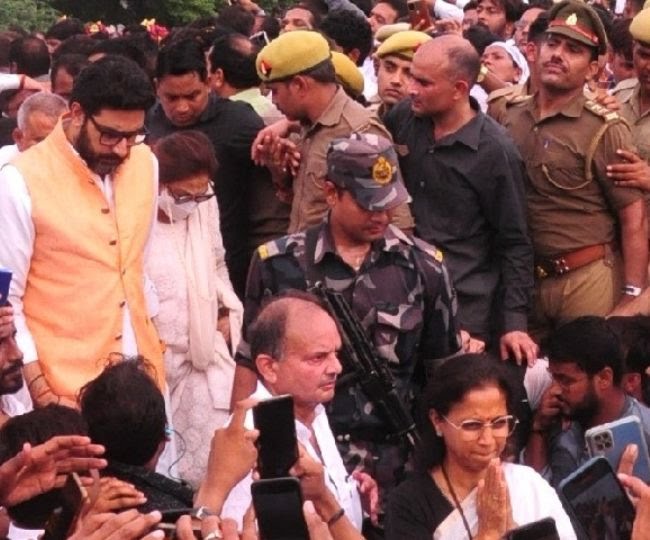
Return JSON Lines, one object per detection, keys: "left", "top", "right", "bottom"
{"left": 12, "top": 127, "right": 23, "bottom": 147}
{"left": 323, "top": 180, "right": 338, "bottom": 205}
{"left": 68, "top": 101, "right": 85, "bottom": 129}
{"left": 255, "top": 354, "right": 279, "bottom": 385}
{"left": 621, "top": 372, "right": 641, "bottom": 395}
{"left": 595, "top": 366, "right": 615, "bottom": 390}
{"left": 211, "top": 68, "right": 225, "bottom": 89}
{"left": 429, "top": 409, "right": 444, "bottom": 436}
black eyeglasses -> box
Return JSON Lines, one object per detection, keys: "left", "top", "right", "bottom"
{"left": 169, "top": 191, "right": 216, "bottom": 204}
{"left": 88, "top": 115, "right": 148, "bottom": 147}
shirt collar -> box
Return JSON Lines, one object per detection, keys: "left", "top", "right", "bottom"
{"left": 527, "top": 91, "right": 585, "bottom": 120}
{"left": 435, "top": 103, "right": 484, "bottom": 151}
{"left": 312, "top": 216, "right": 413, "bottom": 265}
{"left": 309, "top": 86, "right": 348, "bottom": 130}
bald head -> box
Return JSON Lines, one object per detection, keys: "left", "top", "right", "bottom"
{"left": 416, "top": 35, "right": 481, "bottom": 88}
{"left": 249, "top": 292, "right": 333, "bottom": 363}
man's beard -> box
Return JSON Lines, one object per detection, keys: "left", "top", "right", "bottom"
{"left": 0, "top": 359, "right": 24, "bottom": 395}
{"left": 567, "top": 386, "right": 599, "bottom": 426}
{"left": 76, "top": 121, "right": 125, "bottom": 176}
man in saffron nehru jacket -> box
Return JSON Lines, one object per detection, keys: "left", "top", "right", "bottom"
{"left": 0, "top": 56, "right": 164, "bottom": 408}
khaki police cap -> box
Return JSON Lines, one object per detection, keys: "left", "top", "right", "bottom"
{"left": 630, "top": 8, "right": 650, "bottom": 45}
{"left": 327, "top": 133, "right": 411, "bottom": 212}
{"left": 376, "top": 30, "right": 432, "bottom": 60}
{"left": 374, "top": 22, "right": 412, "bottom": 43}
{"left": 331, "top": 52, "right": 364, "bottom": 97}
{"left": 546, "top": 0, "right": 608, "bottom": 55}
{"left": 256, "top": 30, "right": 331, "bottom": 82}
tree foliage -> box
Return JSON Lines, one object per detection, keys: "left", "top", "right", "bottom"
{"left": 0, "top": 0, "right": 60, "bottom": 32}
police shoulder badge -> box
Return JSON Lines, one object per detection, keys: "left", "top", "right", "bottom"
{"left": 259, "top": 59, "right": 272, "bottom": 77}
{"left": 566, "top": 13, "right": 578, "bottom": 26}
{"left": 372, "top": 156, "right": 393, "bottom": 185}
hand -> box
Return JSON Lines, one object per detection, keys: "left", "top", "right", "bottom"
{"left": 531, "top": 385, "right": 563, "bottom": 433}
{"left": 617, "top": 444, "right": 638, "bottom": 477}
{"left": 196, "top": 398, "right": 258, "bottom": 509}
{"left": 499, "top": 331, "right": 539, "bottom": 366}
{"left": 0, "top": 305, "right": 13, "bottom": 339}
{"left": 593, "top": 91, "right": 621, "bottom": 111}
{"left": 68, "top": 509, "right": 163, "bottom": 540}
{"left": 303, "top": 501, "right": 335, "bottom": 540}
{"left": 89, "top": 476, "right": 147, "bottom": 513}
{"left": 289, "top": 445, "right": 328, "bottom": 504}
{"left": 351, "top": 470, "right": 379, "bottom": 525}
{"left": 435, "top": 18, "right": 462, "bottom": 34}
{"left": 618, "top": 473, "right": 650, "bottom": 540}
{"left": 476, "top": 458, "right": 509, "bottom": 539}
{"left": 251, "top": 119, "right": 293, "bottom": 163}
{"left": 0, "top": 435, "right": 106, "bottom": 507}
{"left": 217, "top": 312, "right": 231, "bottom": 347}
{"left": 607, "top": 149, "right": 650, "bottom": 191}
{"left": 608, "top": 290, "right": 649, "bottom": 316}
{"left": 460, "top": 330, "right": 486, "bottom": 353}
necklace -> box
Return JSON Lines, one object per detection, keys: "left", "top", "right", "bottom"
{"left": 441, "top": 465, "right": 474, "bottom": 539}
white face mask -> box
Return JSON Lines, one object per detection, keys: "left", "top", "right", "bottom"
{"left": 158, "top": 188, "right": 199, "bottom": 221}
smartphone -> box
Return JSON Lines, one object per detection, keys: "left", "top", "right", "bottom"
{"left": 504, "top": 517, "right": 559, "bottom": 540}
{"left": 0, "top": 268, "right": 11, "bottom": 305}
{"left": 253, "top": 395, "right": 298, "bottom": 479}
{"left": 585, "top": 415, "right": 650, "bottom": 483}
{"left": 251, "top": 477, "right": 309, "bottom": 540}
{"left": 41, "top": 473, "right": 89, "bottom": 540}
{"left": 559, "top": 457, "right": 635, "bottom": 540}
{"left": 407, "top": 0, "right": 432, "bottom": 30}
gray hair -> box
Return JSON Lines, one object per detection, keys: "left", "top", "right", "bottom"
{"left": 16, "top": 91, "right": 68, "bottom": 130}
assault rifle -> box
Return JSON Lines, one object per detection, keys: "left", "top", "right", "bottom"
{"left": 312, "top": 283, "right": 420, "bottom": 449}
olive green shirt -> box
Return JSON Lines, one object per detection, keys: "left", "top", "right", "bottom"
{"left": 503, "top": 92, "right": 644, "bottom": 258}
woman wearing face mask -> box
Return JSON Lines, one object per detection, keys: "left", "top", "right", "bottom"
{"left": 146, "top": 130, "right": 243, "bottom": 488}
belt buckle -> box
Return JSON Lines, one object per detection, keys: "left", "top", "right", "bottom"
{"left": 535, "top": 265, "right": 549, "bottom": 279}
{"left": 552, "top": 257, "right": 570, "bottom": 275}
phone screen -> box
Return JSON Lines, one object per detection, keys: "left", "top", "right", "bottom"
{"left": 0, "top": 269, "right": 11, "bottom": 306}
{"left": 253, "top": 395, "right": 298, "bottom": 478}
{"left": 560, "top": 458, "right": 635, "bottom": 540}
{"left": 252, "top": 478, "right": 309, "bottom": 540}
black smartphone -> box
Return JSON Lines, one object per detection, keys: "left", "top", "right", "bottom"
{"left": 559, "top": 456, "right": 635, "bottom": 540}
{"left": 0, "top": 268, "right": 11, "bottom": 306}
{"left": 504, "top": 517, "right": 559, "bottom": 540}
{"left": 251, "top": 477, "right": 309, "bottom": 540}
{"left": 253, "top": 395, "right": 298, "bottom": 479}
{"left": 41, "top": 473, "right": 88, "bottom": 540}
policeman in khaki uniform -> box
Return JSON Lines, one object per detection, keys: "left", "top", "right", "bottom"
{"left": 503, "top": 0, "right": 648, "bottom": 337}
{"left": 231, "top": 133, "right": 462, "bottom": 515}
{"left": 252, "top": 30, "right": 414, "bottom": 235}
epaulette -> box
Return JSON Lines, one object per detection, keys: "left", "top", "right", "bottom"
{"left": 487, "top": 84, "right": 525, "bottom": 103}
{"left": 256, "top": 234, "right": 304, "bottom": 261}
{"left": 583, "top": 100, "right": 622, "bottom": 123}
{"left": 411, "top": 236, "right": 444, "bottom": 264}
{"left": 505, "top": 94, "right": 533, "bottom": 108}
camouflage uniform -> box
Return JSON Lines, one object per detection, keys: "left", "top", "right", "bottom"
{"left": 236, "top": 216, "right": 462, "bottom": 503}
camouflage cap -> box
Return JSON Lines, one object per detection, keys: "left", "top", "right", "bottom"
{"left": 256, "top": 30, "right": 331, "bottom": 82}
{"left": 326, "top": 133, "right": 411, "bottom": 211}
{"left": 332, "top": 51, "right": 365, "bottom": 97}
{"left": 630, "top": 7, "right": 650, "bottom": 45}
{"left": 376, "top": 30, "right": 432, "bottom": 60}
{"left": 546, "top": 0, "right": 608, "bottom": 55}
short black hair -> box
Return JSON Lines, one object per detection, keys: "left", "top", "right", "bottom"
{"left": 209, "top": 33, "right": 260, "bottom": 90}
{"left": 216, "top": 5, "right": 256, "bottom": 36}
{"left": 51, "top": 53, "right": 90, "bottom": 90}
{"left": 528, "top": 0, "right": 552, "bottom": 8}
{"left": 478, "top": 0, "right": 524, "bottom": 22}
{"left": 607, "top": 316, "right": 650, "bottom": 403}
{"left": 544, "top": 316, "right": 624, "bottom": 384}
{"left": 464, "top": 0, "right": 479, "bottom": 12}
{"left": 80, "top": 358, "right": 166, "bottom": 467}
{"left": 70, "top": 55, "right": 155, "bottom": 116}
{"left": 0, "top": 405, "right": 87, "bottom": 529}
{"left": 89, "top": 36, "right": 148, "bottom": 72}
{"left": 528, "top": 11, "right": 549, "bottom": 43}
{"left": 463, "top": 23, "right": 500, "bottom": 55}
{"left": 9, "top": 37, "right": 50, "bottom": 78}
{"left": 51, "top": 34, "right": 97, "bottom": 60}
{"left": 321, "top": 10, "right": 373, "bottom": 66}
{"left": 610, "top": 18, "right": 634, "bottom": 60}
{"left": 45, "top": 18, "right": 85, "bottom": 41}
{"left": 156, "top": 38, "right": 208, "bottom": 82}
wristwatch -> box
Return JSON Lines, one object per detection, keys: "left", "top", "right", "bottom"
{"left": 622, "top": 284, "right": 643, "bottom": 297}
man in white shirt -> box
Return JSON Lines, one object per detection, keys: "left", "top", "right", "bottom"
{"left": 222, "top": 292, "right": 376, "bottom": 531}
{"left": 0, "top": 92, "right": 67, "bottom": 167}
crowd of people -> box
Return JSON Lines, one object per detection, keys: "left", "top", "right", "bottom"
{"left": 1, "top": 0, "right": 650, "bottom": 537}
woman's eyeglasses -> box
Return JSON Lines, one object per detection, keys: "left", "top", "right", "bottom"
{"left": 169, "top": 191, "right": 216, "bottom": 204}
{"left": 442, "top": 414, "right": 519, "bottom": 440}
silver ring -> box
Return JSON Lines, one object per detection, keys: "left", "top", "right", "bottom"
{"left": 204, "top": 531, "right": 223, "bottom": 540}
